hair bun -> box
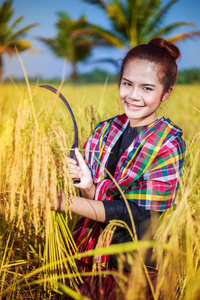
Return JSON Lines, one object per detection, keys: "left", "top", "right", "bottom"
{"left": 148, "top": 38, "right": 180, "bottom": 61}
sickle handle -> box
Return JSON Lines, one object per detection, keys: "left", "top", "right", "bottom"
{"left": 40, "top": 85, "right": 80, "bottom": 183}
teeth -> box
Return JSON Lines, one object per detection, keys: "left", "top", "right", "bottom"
{"left": 127, "top": 103, "right": 142, "bottom": 108}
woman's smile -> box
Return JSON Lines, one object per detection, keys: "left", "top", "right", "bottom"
{"left": 126, "top": 102, "right": 145, "bottom": 111}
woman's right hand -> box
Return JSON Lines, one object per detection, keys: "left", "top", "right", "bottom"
{"left": 67, "top": 148, "right": 96, "bottom": 199}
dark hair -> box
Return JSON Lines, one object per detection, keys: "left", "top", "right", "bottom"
{"left": 119, "top": 38, "right": 180, "bottom": 92}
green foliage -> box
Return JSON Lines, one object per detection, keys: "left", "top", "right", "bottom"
{"left": 0, "top": 0, "right": 38, "bottom": 82}
{"left": 39, "top": 11, "right": 124, "bottom": 83}
{"left": 39, "top": 12, "right": 91, "bottom": 82}
{"left": 40, "top": 12, "right": 108, "bottom": 83}
{"left": 177, "top": 68, "right": 200, "bottom": 84}
{"left": 37, "top": 0, "right": 200, "bottom": 83}
{"left": 69, "top": 67, "right": 200, "bottom": 84}
{"left": 77, "top": 68, "right": 118, "bottom": 84}
{"left": 82, "top": 0, "right": 200, "bottom": 48}
{"left": 11, "top": 67, "right": 199, "bottom": 85}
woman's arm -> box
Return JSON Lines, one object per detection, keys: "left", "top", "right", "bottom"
{"left": 70, "top": 196, "right": 106, "bottom": 222}
{"left": 56, "top": 192, "right": 106, "bottom": 223}
{"left": 55, "top": 148, "right": 106, "bottom": 222}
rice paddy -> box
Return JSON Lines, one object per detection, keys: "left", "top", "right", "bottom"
{"left": 0, "top": 80, "right": 199, "bottom": 299}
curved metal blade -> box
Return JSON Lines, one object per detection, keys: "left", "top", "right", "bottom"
{"left": 40, "top": 85, "right": 80, "bottom": 183}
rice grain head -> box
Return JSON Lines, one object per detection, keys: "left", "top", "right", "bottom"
{"left": 0, "top": 99, "right": 76, "bottom": 238}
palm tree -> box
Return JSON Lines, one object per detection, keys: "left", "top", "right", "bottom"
{"left": 0, "top": 0, "right": 38, "bottom": 82}
{"left": 39, "top": 12, "right": 123, "bottom": 83}
{"left": 82, "top": 0, "right": 200, "bottom": 48}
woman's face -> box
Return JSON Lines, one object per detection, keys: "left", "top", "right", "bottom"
{"left": 119, "top": 58, "right": 171, "bottom": 127}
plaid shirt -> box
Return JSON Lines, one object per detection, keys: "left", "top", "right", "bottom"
{"left": 73, "top": 114, "right": 186, "bottom": 267}
{"left": 85, "top": 114, "right": 185, "bottom": 210}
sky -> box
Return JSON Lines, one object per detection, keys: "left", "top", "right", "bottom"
{"left": 4, "top": 0, "right": 200, "bottom": 80}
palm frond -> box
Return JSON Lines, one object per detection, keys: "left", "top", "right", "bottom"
{"left": 106, "top": 0, "right": 130, "bottom": 40}
{"left": 6, "top": 16, "right": 23, "bottom": 33}
{"left": 0, "top": 40, "right": 32, "bottom": 56}
{"left": 150, "top": 21, "right": 196, "bottom": 39}
{"left": 146, "top": 0, "right": 179, "bottom": 34}
{"left": 0, "top": 0, "right": 13, "bottom": 23}
{"left": 10, "top": 23, "right": 39, "bottom": 40}
{"left": 81, "top": 0, "right": 107, "bottom": 9}
{"left": 0, "top": 0, "right": 39, "bottom": 81}
{"left": 38, "top": 0, "right": 200, "bottom": 82}
{"left": 167, "top": 30, "right": 200, "bottom": 43}
{"left": 71, "top": 26, "right": 124, "bottom": 48}
{"left": 8, "top": 39, "right": 32, "bottom": 51}
{"left": 87, "top": 57, "right": 121, "bottom": 69}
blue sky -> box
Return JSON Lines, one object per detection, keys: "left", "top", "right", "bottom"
{"left": 4, "top": 0, "right": 200, "bottom": 80}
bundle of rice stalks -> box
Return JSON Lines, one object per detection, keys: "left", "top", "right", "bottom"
{"left": 0, "top": 98, "right": 81, "bottom": 296}
{"left": 152, "top": 131, "right": 200, "bottom": 299}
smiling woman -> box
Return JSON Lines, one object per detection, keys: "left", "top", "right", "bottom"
{"left": 118, "top": 38, "right": 180, "bottom": 127}
{"left": 54, "top": 38, "right": 186, "bottom": 300}
{"left": 119, "top": 59, "right": 170, "bottom": 127}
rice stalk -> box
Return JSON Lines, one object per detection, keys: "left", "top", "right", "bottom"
{"left": 151, "top": 134, "right": 200, "bottom": 299}
{"left": 0, "top": 80, "right": 200, "bottom": 298}
{"left": 15, "top": 47, "right": 38, "bottom": 130}
{"left": 0, "top": 94, "right": 81, "bottom": 296}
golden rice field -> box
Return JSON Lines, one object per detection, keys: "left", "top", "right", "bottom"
{"left": 0, "top": 80, "right": 200, "bottom": 299}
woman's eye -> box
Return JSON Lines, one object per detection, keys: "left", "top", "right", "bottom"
{"left": 144, "top": 87, "right": 152, "bottom": 91}
{"left": 124, "top": 81, "right": 131, "bottom": 86}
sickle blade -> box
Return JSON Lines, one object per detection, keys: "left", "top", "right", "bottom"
{"left": 40, "top": 85, "right": 81, "bottom": 183}
{"left": 40, "top": 85, "right": 78, "bottom": 160}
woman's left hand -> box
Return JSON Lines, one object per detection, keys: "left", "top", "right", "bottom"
{"left": 67, "top": 148, "right": 95, "bottom": 195}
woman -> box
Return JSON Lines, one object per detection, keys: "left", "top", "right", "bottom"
{"left": 57, "top": 38, "right": 186, "bottom": 299}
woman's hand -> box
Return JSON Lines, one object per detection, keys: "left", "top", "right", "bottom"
{"left": 67, "top": 148, "right": 96, "bottom": 199}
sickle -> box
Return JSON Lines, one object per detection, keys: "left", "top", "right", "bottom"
{"left": 40, "top": 85, "right": 80, "bottom": 183}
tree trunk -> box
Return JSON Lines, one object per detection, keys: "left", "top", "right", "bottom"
{"left": 0, "top": 55, "right": 4, "bottom": 83}
{"left": 70, "top": 63, "right": 78, "bottom": 85}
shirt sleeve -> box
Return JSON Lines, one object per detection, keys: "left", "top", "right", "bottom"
{"left": 103, "top": 199, "right": 151, "bottom": 226}
{"left": 123, "top": 135, "right": 186, "bottom": 211}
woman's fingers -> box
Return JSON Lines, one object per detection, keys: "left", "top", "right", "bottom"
{"left": 66, "top": 148, "right": 94, "bottom": 190}
{"left": 75, "top": 148, "right": 90, "bottom": 173}
{"left": 68, "top": 166, "right": 81, "bottom": 178}
{"left": 75, "top": 148, "right": 85, "bottom": 165}
{"left": 67, "top": 156, "right": 81, "bottom": 178}
{"left": 67, "top": 157, "right": 77, "bottom": 164}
